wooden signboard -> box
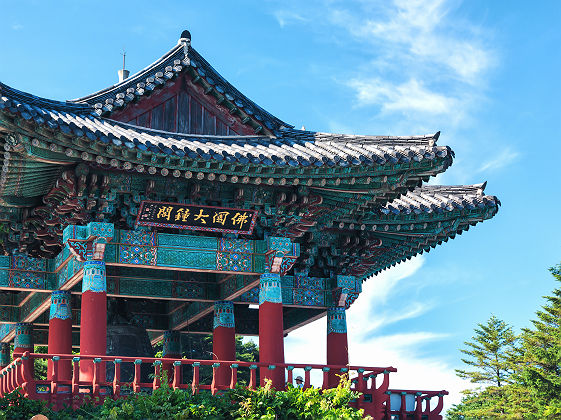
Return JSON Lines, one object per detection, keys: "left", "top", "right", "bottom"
{"left": 135, "top": 201, "right": 258, "bottom": 235}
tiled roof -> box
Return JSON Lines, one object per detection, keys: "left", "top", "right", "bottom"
{"left": 381, "top": 183, "right": 500, "bottom": 215}
{"left": 71, "top": 34, "right": 289, "bottom": 132}
{"left": 0, "top": 82, "right": 451, "bottom": 169}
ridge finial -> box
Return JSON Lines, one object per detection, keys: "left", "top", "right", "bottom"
{"left": 180, "top": 30, "right": 191, "bottom": 43}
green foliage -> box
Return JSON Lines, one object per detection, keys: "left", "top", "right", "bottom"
{"left": 0, "top": 389, "right": 96, "bottom": 420}
{"left": 447, "top": 263, "right": 561, "bottom": 419}
{"left": 455, "top": 315, "right": 518, "bottom": 387}
{"left": 34, "top": 345, "right": 49, "bottom": 380}
{"left": 230, "top": 377, "right": 368, "bottom": 420}
{"left": 0, "top": 378, "right": 367, "bottom": 419}
{"left": 518, "top": 264, "right": 561, "bottom": 403}
{"left": 0, "top": 389, "right": 51, "bottom": 420}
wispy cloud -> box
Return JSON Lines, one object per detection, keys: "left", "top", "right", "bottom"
{"left": 328, "top": 0, "right": 493, "bottom": 85}
{"left": 332, "top": 0, "right": 493, "bottom": 122}
{"left": 273, "top": 10, "right": 308, "bottom": 28}
{"left": 348, "top": 78, "right": 457, "bottom": 115}
{"left": 478, "top": 147, "right": 519, "bottom": 173}
{"left": 280, "top": 257, "right": 466, "bottom": 411}
{"left": 11, "top": 24, "right": 23, "bottom": 31}
{"left": 270, "top": 0, "right": 495, "bottom": 128}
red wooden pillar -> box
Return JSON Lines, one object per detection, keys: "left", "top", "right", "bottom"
{"left": 162, "top": 330, "right": 181, "bottom": 382}
{"left": 259, "top": 272, "right": 285, "bottom": 388}
{"left": 327, "top": 306, "right": 348, "bottom": 388}
{"left": 0, "top": 343, "right": 10, "bottom": 368}
{"left": 13, "top": 323, "right": 33, "bottom": 357}
{"left": 212, "top": 301, "right": 235, "bottom": 388}
{"left": 79, "top": 260, "right": 107, "bottom": 381}
{"left": 48, "top": 291, "right": 73, "bottom": 380}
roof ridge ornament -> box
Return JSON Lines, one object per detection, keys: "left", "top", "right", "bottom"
{"left": 178, "top": 29, "right": 191, "bottom": 46}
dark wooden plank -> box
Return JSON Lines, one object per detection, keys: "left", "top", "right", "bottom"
{"left": 216, "top": 119, "right": 227, "bottom": 136}
{"left": 190, "top": 98, "right": 202, "bottom": 134}
{"left": 163, "top": 96, "right": 176, "bottom": 132}
{"left": 138, "top": 111, "right": 150, "bottom": 128}
{"left": 151, "top": 104, "right": 164, "bottom": 130}
{"left": 203, "top": 107, "right": 216, "bottom": 135}
{"left": 178, "top": 92, "right": 189, "bottom": 133}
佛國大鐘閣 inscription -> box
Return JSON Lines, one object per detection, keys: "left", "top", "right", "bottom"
{"left": 136, "top": 201, "right": 258, "bottom": 235}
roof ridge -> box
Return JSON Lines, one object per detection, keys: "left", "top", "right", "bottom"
{"left": 277, "top": 127, "right": 440, "bottom": 144}
{"left": 71, "top": 43, "right": 187, "bottom": 103}
{"left": 416, "top": 183, "right": 487, "bottom": 192}
{"left": 66, "top": 31, "right": 290, "bottom": 132}
{"left": 0, "top": 81, "right": 91, "bottom": 113}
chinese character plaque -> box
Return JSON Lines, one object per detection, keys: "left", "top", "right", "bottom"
{"left": 136, "top": 201, "right": 258, "bottom": 235}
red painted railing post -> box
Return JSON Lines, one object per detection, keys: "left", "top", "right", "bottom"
{"left": 6, "top": 366, "right": 13, "bottom": 394}
{"left": 21, "top": 352, "right": 36, "bottom": 399}
{"left": 92, "top": 358, "right": 102, "bottom": 399}
{"left": 8, "top": 365, "right": 13, "bottom": 394}
{"left": 191, "top": 362, "right": 200, "bottom": 394}
{"left": 71, "top": 357, "right": 80, "bottom": 395}
{"left": 429, "top": 393, "right": 446, "bottom": 420}
{"left": 322, "top": 367, "right": 330, "bottom": 389}
{"left": 211, "top": 362, "right": 220, "bottom": 395}
{"left": 286, "top": 365, "right": 294, "bottom": 387}
{"left": 229, "top": 363, "right": 238, "bottom": 389}
{"left": 1, "top": 370, "right": 6, "bottom": 396}
{"left": 356, "top": 368, "right": 365, "bottom": 409}
{"left": 400, "top": 392, "right": 407, "bottom": 418}
{"left": 153, "top": 360, "right": 161, "bottom": 390}
{"left": 51, "top": 356, "right": 60, "bottom": 396}
{"left": 133, "top": 359, "right": 142, "bottom": 393}
{"left": 172, "top": 361, "right": 182, "bottom": 390}
{"left": 113, "top": 359, "right": 121, "bottom": 397}
{"left": 303, "top": 366, "right": 312, "bottom": 389}
{"left": 423, "top": 395, "right": 432, "bottom": 417}
{"left": 2, "top": 370, "right": 7, "bottom": 395}
{"left": 248, "top": 364, "right": 257, "bottom": 389}
{"left": 414, "top": 392, "right": 423, "bottom": 420}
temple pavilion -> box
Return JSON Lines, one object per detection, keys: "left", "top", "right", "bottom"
{"left": 0, "top": 31, "right": 499, "bottom": 418}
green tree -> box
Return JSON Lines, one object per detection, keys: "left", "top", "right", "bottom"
{"left": 455, "top": 315, "right": 518, "bottom": 387}
{"left": 517, "top": 264, "right": 561, "bottom": 416}
{"left": 448, "top": 263, "right": 561, "bottom": 419}
{"left": 447, "top": 316, "right": 520, "bottom": 419}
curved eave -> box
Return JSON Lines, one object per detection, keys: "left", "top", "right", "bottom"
{"left": 0, "top": 83, "right": 453, "bottom": 193}
{"left": 339, "top": 185, "right": 500, "bottom": 282}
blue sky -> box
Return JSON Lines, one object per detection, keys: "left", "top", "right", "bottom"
{"left": 1, "top": 0, "right": 560, "bottom": 410}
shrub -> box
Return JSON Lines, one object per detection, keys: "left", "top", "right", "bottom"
{"left": 0, "top": 377, "right": 368, "bottom": 419}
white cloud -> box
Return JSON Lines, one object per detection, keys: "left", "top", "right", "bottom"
{"left": 273, "top": 10, "right": 308, "bottom": 28}
{"left": 329, "top": 0, "right": 493, "bottom": 85}
{"left": 11, "top": 24, "right": 23, "bottom": 31}
{"left": 270, "top": 0, "right": 494, "bottom": 127}
{"left": 281, "top": 257, "right": 467, "bottom": 412}
{"left": 348, "top": 78, "right": 457, "bottom": 115}
{"left": 478, "top": 147, "right": 519, "bottom": 173}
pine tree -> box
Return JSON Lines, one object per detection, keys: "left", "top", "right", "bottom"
{"left": 518, "top": 264, "right": 561, "bottom": 412}
{"left": 455, "top": 315, "right": 518, "bottom": 387}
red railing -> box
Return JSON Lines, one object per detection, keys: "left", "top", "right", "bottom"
{"left": 382, "top": 389, "right": 448, "bottom": 420}
{"left": 0, "top": 352, "right": 447, "bottom": 419}
{"left": 348, "top": 374, "right": 448, "bottom": 419}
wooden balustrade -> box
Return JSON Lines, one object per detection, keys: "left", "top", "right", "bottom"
{"left": 0, "top": 352, "right": 446, "bottom": 419}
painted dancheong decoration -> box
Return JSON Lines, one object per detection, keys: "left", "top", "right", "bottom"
{"left": 49, "top": 291, "right": 72, "bottom": 321}
{"left": 0, "top": 29, "right": 499, "bottom": 418}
